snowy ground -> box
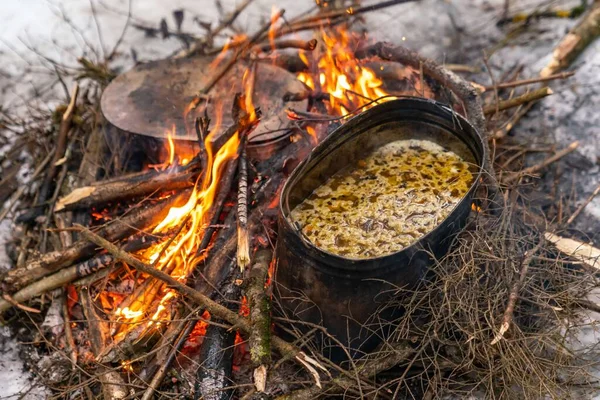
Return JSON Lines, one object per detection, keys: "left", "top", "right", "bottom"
{"left": 1, "top": 0, "right": 599, "bottom": 398}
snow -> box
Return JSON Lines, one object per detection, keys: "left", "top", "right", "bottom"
{"left": 1, "top": 0, "right": 599, "bottom": 397}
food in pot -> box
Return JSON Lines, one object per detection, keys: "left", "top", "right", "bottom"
{"left": 291, "top": 139, "right": 474, "bottom": 259}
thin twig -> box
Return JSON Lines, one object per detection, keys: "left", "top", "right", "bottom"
{"left": 482, "top": 71, "right": 575, "bottom": 91}
{"left": 566, "top": 183, "right": 600, "bottom": 226}
{"left": 483, "top": 87, "right": 553, "bottom": 115}
{"left": 503, "top": 141, "right": 579, "bottom": 184}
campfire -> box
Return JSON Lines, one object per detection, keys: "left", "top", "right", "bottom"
{"left": 2, "top": 1, "right": 600, "bottom": 399}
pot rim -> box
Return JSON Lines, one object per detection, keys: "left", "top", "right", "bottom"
{"left": 279, "top": 96, "right": 487, "bottom": 268}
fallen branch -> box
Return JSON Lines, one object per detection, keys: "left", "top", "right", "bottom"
{"left": 245, "top": 248, "right": 273, "bottom": 392}
{"left": 491, "top": 242, "right": 542, "bottom": 345}
{"left": 540, "top": 3, "right": 600, "bottom": 77}
{"left": 503, "top": 141, "right": 579, "bottom": 184}
{"left": 483, "top": 87, "right": 553, "bottom": 115}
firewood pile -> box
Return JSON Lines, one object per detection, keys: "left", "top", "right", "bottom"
{"left": 1, "top": 1, "right": 600, "bottom": 399}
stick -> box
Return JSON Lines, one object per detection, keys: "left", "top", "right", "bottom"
{"left": 237, "top": 145, "right": 250, "bottom": 271}
{"left": 194, "top": 267, "right": 240, "bottom": 400}
{"left": 0, "top": 234, "right": 160, "bottom": 315}
{"left": 77, "top": 226, "right": 327, "bottom": 381}
{"left": 483, "top": 87, "right": 553, "bottom": 115}
{"left": 2, "top": 190, "right": 191, "bottom": 291}
{"left": 141, "top": 319, "right": 196, "bottom": 400}
{"left": 540, "top": 3, "right": 600, "bottom": 77}
{"left": 176, "top": 0, "right": 254, "bottom": 58}
{"left": 545, "top": 232, "right": 600, "bottom": 271}
{"left": 62, "top": 290, "right": 77, "bottom": 365}
{"left": 194, "top": 9, "right": 285, "bottom": 98}
{"left": 491, "top": 242, "right": 542, "bottom": 345}
{"left": 481, "top": 71, "right": 574, "bottom": 91}
{"left": 245, "top": 248, "right": 273, "bottom": 392}
{"left": 55, "top": 169, "right": 196, "bottom": 212}
{"left": 503, "top": 141, "right": 579, "bottom": 184}
{"left": 566, "top": 183, "right": 600, "bottom": 226}
{"left": 255, "top": 38, "right": 317, "bottom": 53}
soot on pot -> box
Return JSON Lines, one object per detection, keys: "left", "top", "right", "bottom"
{"left": 290, "top": 139, "right": 475, "bottom": 259}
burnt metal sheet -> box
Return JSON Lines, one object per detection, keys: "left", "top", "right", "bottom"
{"left": 101, "top": 56, "right": 308, "bottom": 143}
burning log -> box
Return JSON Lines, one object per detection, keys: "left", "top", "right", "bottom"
{"left": 2, "top": 190, "right": 191, "bottom": 292}
{"left": 80, "top": 286, "right": 129, "bottom": 399}
{"left": 55, "top": 168, "right": 197, "bottom": 212}
{"left": 0, "top": 233, "right": 162, "bottom": 314}
{"left": 77, "top": 226, "right": 328, "bottom": 387}
{"left": 245, "top": 248, "right": 273, "bottom": 392}
{"left": 255, "top": 38, "right": 318, "bottom": 53}
{"left": 194, "top": 266, "right": 240, "bottom": 400}
{"left": 195, "top": 319, "right": 236, "bottom": 400}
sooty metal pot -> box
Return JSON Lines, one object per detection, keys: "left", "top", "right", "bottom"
{"left": 274, "top": 97, "right": 486, "bottom": 361}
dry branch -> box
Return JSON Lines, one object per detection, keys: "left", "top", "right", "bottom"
{"left": 0, "top": 234, "right": 160, "bottom": 314}
{"left": 55, "top": 169, "right": 196, "bottom": 212}
{"left": 276, "top": 341, "right": 414, "bottom": 400}
{"left": 566, "top": 182, "right": 600, "bottom": 226}
{"left": 255, "top": 38, "right": 318, "bottom": 53}
{"left": 483, "top": 87, "right": 553, "bottom": 115}
{"left": 503, "top": 141, "right": 579, "bottom": 184}
{"left": 540, "top": 3, "right": 600, "bottom": 77}
{"left": 481, "top": 71, "right": 574, "bottom": 92}
{"left": 491, "top": 242, "right": 542, "bottom": 345}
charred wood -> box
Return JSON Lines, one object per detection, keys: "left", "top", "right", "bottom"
{"left": 195, "top": 263, "right": 240, "bottom": 400}
{"left": 2, "top": 190, "right": 191, "bottom": 292}
{"left": 55, "top": 168, "right": 196, "bottom": 212}
{"left": 0, "top": 233, "right": 161, "bottom": 314}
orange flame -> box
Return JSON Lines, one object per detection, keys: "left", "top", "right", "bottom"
{"left": 268, "top": 7, "right": 281, "bottom": 52}
{"left": 298, "top": 27, "right": 394, "bottom": 117}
